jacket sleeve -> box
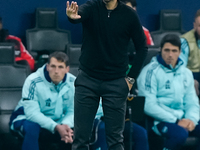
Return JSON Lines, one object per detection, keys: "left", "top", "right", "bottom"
{"left": 68, "top": 0, "right": 93, "bottom": 24}
{"left": 61, "top": 88, "right": 74, "bottom": 128}
{"left": 137, "top": 65, "right": 178, "bottom": 123}
{"left": 183, "top": 70, "right": 199, "bottom": 125}
{"left": 127, "top": 11, "right": 148, "bottom": 79}
{"left": 143, "top": 27, "right": 154, "bottom": 46}
{"left": 6, "top": 35, "right": 35, "bottom": 71}
{"left": 179, "top": 38, "right": 189, "bottom": 67}
{"left": 17, "top": 39, "right": 35, "bottom": 71}
{"left": 22, "top": 77, "right": 57, "bottom": 133}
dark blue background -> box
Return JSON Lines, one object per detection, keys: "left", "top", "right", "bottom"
{"left": 0, "top": 0, "right": 199, "bottom": 44}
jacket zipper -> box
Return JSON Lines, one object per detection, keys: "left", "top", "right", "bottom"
{"left": 108, "top": 11, "right": 110, "bottom": 18}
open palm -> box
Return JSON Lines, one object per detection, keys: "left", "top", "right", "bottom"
{"left": 66, "top": 1, "right": 81, "bottom": 19}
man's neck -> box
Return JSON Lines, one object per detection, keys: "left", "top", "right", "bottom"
{"left": 103, "top": 0, "right": 118, "bottom": 10}
{"left": 195, "top": 31, "right": 200, "bottom": 40}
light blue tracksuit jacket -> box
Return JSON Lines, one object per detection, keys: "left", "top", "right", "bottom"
{"left": 137, "top": 55, "right": 199, "bottom": 134}
{"left": 10, "top": 64, "right": 75, "bottom": 133}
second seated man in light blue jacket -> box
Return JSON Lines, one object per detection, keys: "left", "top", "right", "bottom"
{"left": 9, "top": 51, "right": 75, "bottom": 150}
{"left": 137, "top": 34, "right": 200, "bottom": 150}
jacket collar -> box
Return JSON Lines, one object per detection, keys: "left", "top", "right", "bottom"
{"left": 195, "top": 31, "right": 200, "bottom": 40}
{"left": 156, "top": 54, "right": 183, "bottom": 71}
{"left": 101, "top": 0, "right": 121, "bottom": 10}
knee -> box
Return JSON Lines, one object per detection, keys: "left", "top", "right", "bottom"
{"left": 23, "top": 120, "right": 40, "bottom": 137}
{"left": 124, "top": 122, "right": 148, "bottom": 141}
{"left": 132, "top": 124, "right": 148, "bottom": 141}
{"left": 136, "top": 127, "right": 148, "bottom": 140}
{"left": 172, "top": 128, "right": 188, "bottom": 145}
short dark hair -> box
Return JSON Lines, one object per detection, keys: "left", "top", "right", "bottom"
{"left": 120, "top": 0, "right": 137, "bottom": 7}
{"left": 195, "top": 9, "right": 200, "bottom": 20}
{"left": 160, "top": 34, "right": 181, "bottom": 50}
{"left": 48, "top": 51, "right": 69, "bottom": 66}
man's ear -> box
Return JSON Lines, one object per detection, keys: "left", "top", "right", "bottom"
{"left": 194, "top": 22, "right": 197, "bottom": 30}
{"left": 46, "top": 64, "right": 50, "bottom": 71}
{"left": 65, "top": 66, "right": 70, "bottom": 73}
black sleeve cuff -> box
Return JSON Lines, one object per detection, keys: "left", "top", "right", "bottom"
{"left": 175, "top": 119, "right": 179, "bottom": 124}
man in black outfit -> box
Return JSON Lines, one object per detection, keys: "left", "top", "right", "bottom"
{"left": 66, "top": 0, "right": 147, "bottom": 149}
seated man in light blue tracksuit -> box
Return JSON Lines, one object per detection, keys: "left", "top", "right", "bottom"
{"left": 137, "top": 34, "right": 200, "bottom": 150}
{"left": 9, "top": 51, "right": 75, "bottom": 150}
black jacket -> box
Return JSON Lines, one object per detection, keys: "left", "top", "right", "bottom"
{"left": 69, "top": 0, "right": 147, "bottom": 80}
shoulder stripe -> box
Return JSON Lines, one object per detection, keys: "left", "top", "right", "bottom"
{"left": 28, "top": 77, "right": 43, "bottom": 100}
{"left": 181, "top": 38, "right": 190, "bottom": 55}
{"left": 145, "top": 64, "right": 158, "bottom": 91}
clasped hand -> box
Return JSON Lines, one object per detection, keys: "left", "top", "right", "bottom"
{"left": 55, "top": 124, "right": 73, "bottom": 143}
{"left": 178, "top": 119, "right": 195, "bottom": 131}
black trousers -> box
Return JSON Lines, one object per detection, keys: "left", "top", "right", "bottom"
{"left": 72, "top": 70, "right": 129, "bottom": 150}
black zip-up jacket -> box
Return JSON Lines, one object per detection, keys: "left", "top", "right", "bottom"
{"left": 68, "top": 0, "right": 147, "bottom": 80}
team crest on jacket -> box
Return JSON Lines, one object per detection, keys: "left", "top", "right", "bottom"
{"left": 45, "top": 98, "right": 51, "bottom": 107}
{"left": 183, "top": 79, "right": 187, "bottom": 89}
{"left": 165, "top": 80, "right": 170, "bottom": 89}
{"left": 69, "top": 77, "right": 75, "bottom": 82}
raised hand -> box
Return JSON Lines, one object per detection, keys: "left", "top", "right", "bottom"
{"left": 66, "top": 1, "right": 81, "bottom": 19}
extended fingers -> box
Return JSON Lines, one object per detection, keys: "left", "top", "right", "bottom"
{"left": 66, "top": 1, "right": 76, "bottom": 11}
{"left": 75, "top": 4, "right": 79, "bottom": 14}
{"left": 70, "top": 1, "right": 76, "bottom": 10}
{"left": 61, "top": 135, "right": 73, "bottom": 143}
{"left": 187, "top": 125, "right": 195, "bottom": 131}
{"left": 188, "top": 121, "right": 195, "bottom": 131}
{"left": 66, "top": 1, "right": 69, "bottom": 9}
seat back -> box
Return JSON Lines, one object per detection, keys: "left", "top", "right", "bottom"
{"left": 0, "top": 44, "right": 30, "bottom": 134}
{"left": 0, "top": 65, "right": 29, "bottom": 112}
{"left": 160, "top": 9, "right": 183, "bottom": 31}
{"left": 0, "top": 63, "right": 29, "bottom": 149}
{"left": 26, "top": 8, "right": 71, "bottom": 60}
{"left": 142, "top": 46, "right": 160, "bottom": 67}
{"left": 0, "top": 65, "right": 29, "bottom": 133}
{"left": 26, "top": 29, "right": 71, "bottom": 54}
{"left": 36, "top": 8, "right": 58, "bottom": 29}
{"left": 151, "top": 9, "right": 185, "bottom": 46}
{"left": 151, "top": 31, "right": 182, "bottom": 47}
{"left": 0, "top": 43, "right": 15, "bottom": 64}
{"left": 66, "top": 44, "right": 82, "bottom": 77}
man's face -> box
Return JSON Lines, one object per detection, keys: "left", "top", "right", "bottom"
{"left": 47, "top": 57, "right": 69, "bottom": 85}
{"left": 161, "top": 42, "right": 180, "bottom": 68}
{"left": 194, "top": 16, "right": 200, "bottom": 37}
